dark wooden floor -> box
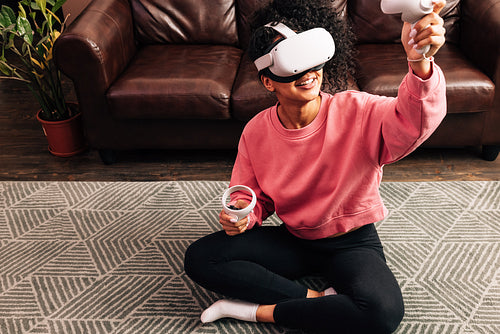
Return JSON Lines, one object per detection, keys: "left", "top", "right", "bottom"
{"left": 1, "top": 77, "right": 499, "bottom": 182}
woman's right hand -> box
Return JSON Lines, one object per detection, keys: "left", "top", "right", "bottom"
{"left": 219, "top": 200, "right": 250, "bottom": 236}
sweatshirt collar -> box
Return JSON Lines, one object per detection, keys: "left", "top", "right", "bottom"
{"left": 270, "top": 92, "right": 329, "bottom": 139}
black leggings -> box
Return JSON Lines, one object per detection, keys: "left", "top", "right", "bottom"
{"left": 184, "top": 223, "right": 404, "bottom": 333}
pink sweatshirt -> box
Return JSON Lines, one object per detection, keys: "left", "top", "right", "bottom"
{"left": 230, "top": 63, "right": 447, "bottom": 240}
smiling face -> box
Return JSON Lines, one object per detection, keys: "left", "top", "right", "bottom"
{"left": 261, "top": 68, "right": 323, "bottom": 106}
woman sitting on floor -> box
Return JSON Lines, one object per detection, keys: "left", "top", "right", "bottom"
{"left": 184, "top": 0, "right": 447, "bottom": 332}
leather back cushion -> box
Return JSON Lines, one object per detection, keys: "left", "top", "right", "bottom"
{"left": 236, "top": 0, "right": 348, "bottom": 49}
{"left": 348, "top": 0, "right": 461, "bottom": 44}
{"left": 236, "top": 0, "right": 273, "bottom": 49}
{"left": 131, "top": 0, "right": 238, "bottom": 45}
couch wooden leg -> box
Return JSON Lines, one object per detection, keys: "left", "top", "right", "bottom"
{"left": 481, "top": 145, "right": 499, "bottom": 161}
{"left": 99, "top": 149, "right": 117, "bottom": 165}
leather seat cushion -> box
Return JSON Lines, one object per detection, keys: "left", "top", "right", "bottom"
{"left": 355, "top": 44, "right": 495, "bottom": 114}
{"left": 107, "top": 44, "right": 242, "bottom": 120}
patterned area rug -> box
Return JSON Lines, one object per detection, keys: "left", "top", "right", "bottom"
{"left": 0, "top": 181, "right": 499, "bottom": 333}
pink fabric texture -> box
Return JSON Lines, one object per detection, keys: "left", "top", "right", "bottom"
{"left": 230, "top": 64, "right": 446, "bottom": 239}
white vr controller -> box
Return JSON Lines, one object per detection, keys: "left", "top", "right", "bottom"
{"left": 380, "top": 0, "right": 434, "bottom": 55}
{"left": 221, "top": 185, "right": 257, "bottom": 222}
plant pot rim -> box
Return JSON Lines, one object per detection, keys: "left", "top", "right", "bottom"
{"left": 35, "top": 103, "right": 80, "bottom": 123}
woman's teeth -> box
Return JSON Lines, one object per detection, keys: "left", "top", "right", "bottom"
{"left": 297, "top": 78, "right": 314, "bottom": 86}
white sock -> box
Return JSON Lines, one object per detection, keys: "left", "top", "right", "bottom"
{"left": 200, "top": 299, "right": 259, "bottom": 323}
{"left": 323, "top": 287, "right": 337, "bottom": 296}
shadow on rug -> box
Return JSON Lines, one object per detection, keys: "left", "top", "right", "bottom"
{"left": 0, "top": 181, "right": 499, "bottom": 333}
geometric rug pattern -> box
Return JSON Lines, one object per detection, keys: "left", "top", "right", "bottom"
{"left": 0, "top": 181, "right": 499, "bottom": 333}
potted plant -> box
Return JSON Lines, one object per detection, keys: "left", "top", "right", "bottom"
{"left": 0, "top": 0, "right": 85, "bottom": 157}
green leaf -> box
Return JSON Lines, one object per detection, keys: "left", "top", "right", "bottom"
{"left": 52, "top": 0, "right": 67, "bottom": 14}
{"left": 46, "top": 13, "right": 52, "bottom": 28}
{"left": 0, "top": 6, "right": 17, "bottom": 28}
{"left": 21, "top": 42, "right": 28, "bottom": 55}
{"left": 30, "top": 2, "right": 41, "bottom": 11}
{"left": 47, "top": 8, "right": 62, "bottom": 26}
{"left": 7, "top": 32, "right": 15, "bottom": 49}
{"left": 18, "top": 3, "right": 27, "bottom": 19}
{"left": 40, "top": 20, "right": 47, "bottom": 34}
{"left": 36, "top": 0, "right": 47, "bottom": 14}
{"left": 36, "top": 41, "right": 45, "bottom": 57}
{"left": 16, "top": 16, "right": 33, "bottom": 45}
{"left": 0, "top": 60, "right": 12, "bottom": 75}
{"left": 37, "top": 34, "right": 49, "bottom": 46}
{"left": 0, "top": 24, "right": 16, "bottom": 43}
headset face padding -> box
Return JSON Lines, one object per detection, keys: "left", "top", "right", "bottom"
{"left": 261, "top": 63, "right": 326, "bottom": 83}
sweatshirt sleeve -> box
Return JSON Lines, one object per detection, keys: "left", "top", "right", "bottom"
{"left": 362, "top": 61, "right": 447, "bottom": 166}
{"left": 228, "top": 134, "right": 275, "bottom": 229}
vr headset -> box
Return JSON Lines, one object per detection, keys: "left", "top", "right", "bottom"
{"left": 253, "top": 22, "right": 335, "bottom": 83}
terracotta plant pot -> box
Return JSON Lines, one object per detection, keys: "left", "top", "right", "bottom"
{"left": 36, "top": 106, "right": 86, "bottom": 157}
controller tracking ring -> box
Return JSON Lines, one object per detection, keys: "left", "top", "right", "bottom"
{"left": 221, "top": 185, "right": 257, "bottom": 221}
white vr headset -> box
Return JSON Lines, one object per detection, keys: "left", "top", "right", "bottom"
{"left": 254, "top": 22, "right": 335, "bottom": 83}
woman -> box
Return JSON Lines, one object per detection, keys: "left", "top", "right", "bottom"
{"left": 184, "top": 0, "right": 447, "bottom": 332}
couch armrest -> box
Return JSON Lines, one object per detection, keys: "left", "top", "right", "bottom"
{"left": 460, "top": 0, "right": 500, "bottom": 82}
{"left": 461, "top": 0, "right": 500, "bottom": 147}
{"left": 54, "top": 0, "right": 136, "bottom": 94}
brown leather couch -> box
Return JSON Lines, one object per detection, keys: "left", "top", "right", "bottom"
{"left": 54, "top": 0, "right": 499, "bottom": 163}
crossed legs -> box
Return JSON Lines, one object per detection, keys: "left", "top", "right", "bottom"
{"left": 184, "top": 224, "right": 404, "bottom": 333}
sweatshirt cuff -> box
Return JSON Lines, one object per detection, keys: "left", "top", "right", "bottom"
{"left": 246, "top": 211, "right": 258, "bottom": 230}
{"left": 406, "top": 60, "right": 440, "bottom": 98}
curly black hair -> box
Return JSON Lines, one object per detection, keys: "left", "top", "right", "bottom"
{"left": 248, "top": 0, "right": 357, "bottom": 93}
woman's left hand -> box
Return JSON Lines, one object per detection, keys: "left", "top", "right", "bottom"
{"left": 402, "top": 0, "right": 446, "bottom": 59}
{"left": 402, "top": 0, "right": 446, "bottom": 78}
